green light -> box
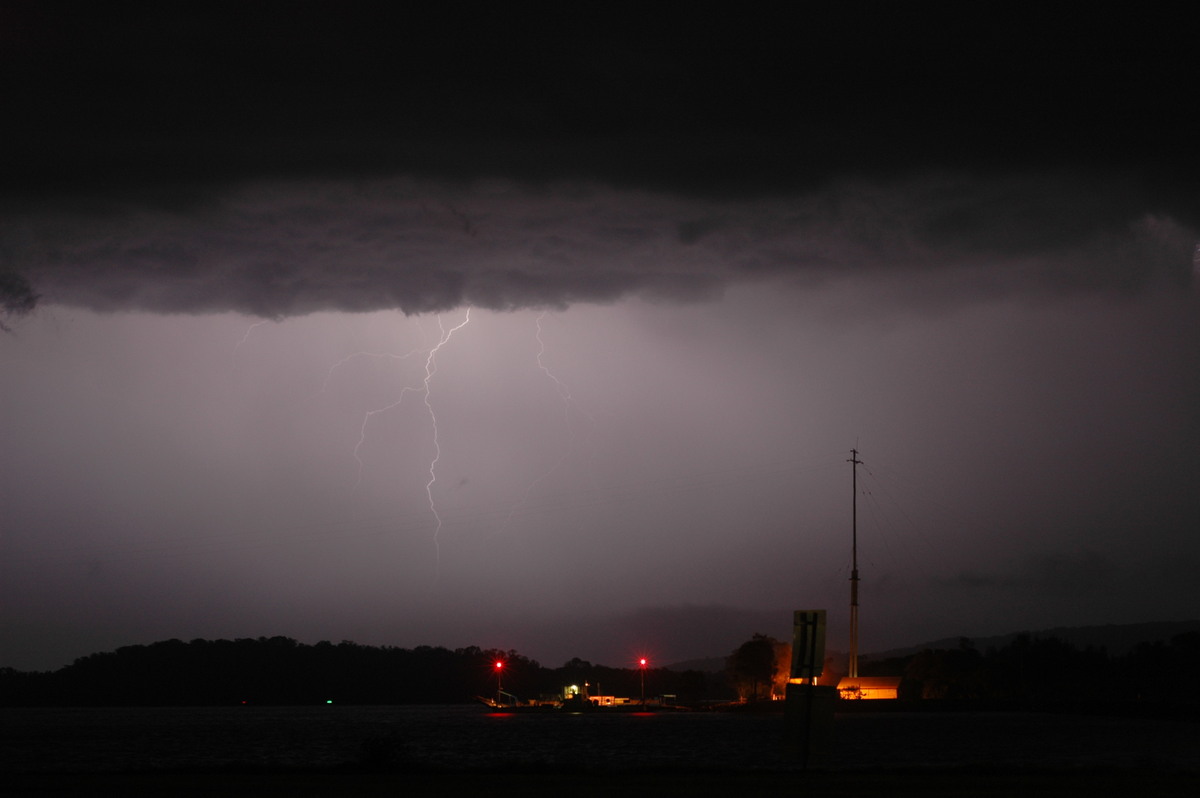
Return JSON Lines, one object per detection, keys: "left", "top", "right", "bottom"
{"left": 326, "top": 699, "right": 333, "bottom": 704}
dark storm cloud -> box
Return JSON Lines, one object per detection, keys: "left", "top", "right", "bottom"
{"left": 3, "top": 3, "right": 1196, "bottom": 319}
{"left": 6, "top": 2, "right": 1194, "bottom": 192}
{"left": 0, "top": 270, "right": 38, "bottom": 330}
{"left": 5, "top": 174, "right": 1194, "bottom": 319}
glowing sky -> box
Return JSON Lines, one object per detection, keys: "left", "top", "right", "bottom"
{"left": 3, "top": 3, "right": 1198, "bottom": 670}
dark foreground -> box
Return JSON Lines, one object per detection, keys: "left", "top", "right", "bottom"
{"left": 8, "top": 769, "right": 1200, "bottom": 797}
{"left": 4, "top": 705, "right": 1198, "bottom": 796}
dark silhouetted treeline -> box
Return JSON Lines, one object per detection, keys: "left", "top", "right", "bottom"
{"left": 6, "top": 632, "right": 1196, "bottom": 708}
{"left": 861, "top": 631, "right": 1200, "bottom": 710}
{"left": 0, "top": 637, "right": 719, "bottom": 707}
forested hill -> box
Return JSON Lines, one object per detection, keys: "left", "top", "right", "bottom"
{"left": 3, "top": 627, "right": 1198, "bottom": 708}
{"left": 868, "top": 620, "right": 1200, "bottom": 661}
{"left": 0, "top": 637, "right": 716, "bottom": 707}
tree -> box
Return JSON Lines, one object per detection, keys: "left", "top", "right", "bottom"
{"left": 772, "top": 637, "right": 793, "bottom": 698}
{"left": 726, "top": 634, "right": 784, "bottom": 702}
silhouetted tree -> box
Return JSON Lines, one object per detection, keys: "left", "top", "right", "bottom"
{"left": 1119, "top": 631, "right": 1200, "bottom": 704}
{"left": 901, "top": 639, "right": 987, "bottom": 699}
{"left": 726, "top": 633, "right": 782, "bottom": 701}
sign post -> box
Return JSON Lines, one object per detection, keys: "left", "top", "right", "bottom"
{"left": 785, "top": 609, "right": 835, "bottom": 768}
{"left": 791, "top": 610, "right": 826, "bottom": 682}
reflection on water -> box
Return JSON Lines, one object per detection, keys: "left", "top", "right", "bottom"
{"left": 2, "top": 706, "right": 1198, "bottom": 774}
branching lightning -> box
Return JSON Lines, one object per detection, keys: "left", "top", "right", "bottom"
{"left": 327, "top": 309, "right": 471, "bottom": 577}
{"left": 322, "top": 346, "right": 423, "bottom": 394}
{"left": 233, "top": 320, "right": 270, "bottom": 354}
{"left": 326, "top": 342, "right": 425, "bottom": 488}
{"left": 494, "top": 312, "right": 594, "bottom": 539}
{"left": 350, "top": 388, "right": 421, "bottom": 489}
{"left": 323, "top": 307, "right": 600, "bottom": 578}
{"left": 422, "top": 309, "right": 472, "bottom": 574}
{"left": 229, "top": 319, "right": 272, "bottom": 375}
{"left": 536, "top": 311, "right": 595, "bottom": 449}
{"left": 536, "top": 312, "right": 575, "bottom": 424}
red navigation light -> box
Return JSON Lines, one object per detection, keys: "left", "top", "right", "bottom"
{"left": 639, "top": 658, "right": 647, "bottom": 666}
{"left": 494, "top": 660, "right": 504, "bottom": 670}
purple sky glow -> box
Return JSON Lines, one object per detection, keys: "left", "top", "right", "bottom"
{"left": 2, "top": 3, "right": 1198, "bottom": 671}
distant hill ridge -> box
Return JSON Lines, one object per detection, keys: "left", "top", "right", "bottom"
{"left": 865, "top": 619, "right": 1200, "bottom": 661}
{"left": 666, "top": 620, "right": 1200, "bottom": 673}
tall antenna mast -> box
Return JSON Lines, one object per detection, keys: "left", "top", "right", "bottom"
{"left": 848, "top": 448, "right": 862, "bottom": 679}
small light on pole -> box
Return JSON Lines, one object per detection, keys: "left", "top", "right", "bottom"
{"left": 494, "top": 660, "right": 504, "bottom": 705}
{"left": 639, "top": 657, "right": 647, "bottom": 708}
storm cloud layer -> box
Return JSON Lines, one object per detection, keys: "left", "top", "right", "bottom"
{"left": 5, "top": 173, "right": 1196, "bottom": 321}
{"left": 5, "top": 2, "right": 1198, "bottom": 323}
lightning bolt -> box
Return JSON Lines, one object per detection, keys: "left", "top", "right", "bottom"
{"left": 328, "top": 309, "right": 470, "bottom": 576}
{"left": 233, "top": 319, "right": 270, "bottom": 354}
{"left": 422, "top": 309, "right": 472, "bottom": 576}
{"left": 494, "top": 312, "right": 594, "bottom": 538}
{"left": 228, "top": 319, "right": 272, "bottom": 375}
{"left": 322, "top": 346, "right": 423, "bottom": 394}
{"left": 325, "top": 337, "right": 426, "bottom": 489}
{"left": 350, "top": 388, "right": 420, "bottom": 490}
{"left": 533, "top": 312, "right": 596, "bottom": 449}
{"left": 536, "top": 312, "right": 574, "bottom": 424}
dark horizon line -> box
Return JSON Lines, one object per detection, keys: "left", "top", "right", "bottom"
{"left": 8, "top": 617, "right": 1197, "bottom": 675}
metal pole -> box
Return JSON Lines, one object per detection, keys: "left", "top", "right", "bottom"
{"left": 848, "top": 449, "right": 862, "bottom": 679}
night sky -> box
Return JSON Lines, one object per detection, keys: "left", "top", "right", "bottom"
{"left": 3, "top": 2, "right": 1198, "bottom": 672}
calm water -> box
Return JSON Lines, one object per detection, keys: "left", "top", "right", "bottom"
{"left": 3, "top": 705, "right": 1199, "bottom": 774}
